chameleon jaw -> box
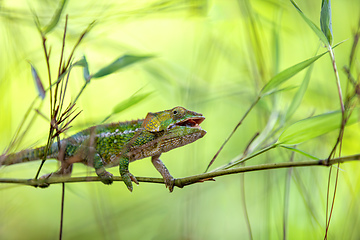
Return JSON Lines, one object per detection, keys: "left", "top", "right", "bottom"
{"left": 168, "top": 116, "right": 205, "bottom": 130}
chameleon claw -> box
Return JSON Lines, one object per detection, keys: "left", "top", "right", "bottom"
{"left": 163, "top": 177, "right": 175, "bottom": 192}
{"left": 122, "top": 172, "right": 139, "bottom": 192}
{"left": 130, "top": 174, "right": 139, "bottom": 185}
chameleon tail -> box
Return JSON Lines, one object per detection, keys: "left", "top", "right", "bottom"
{"left": 0, "top": 144, "right": 58, "bottom": 166}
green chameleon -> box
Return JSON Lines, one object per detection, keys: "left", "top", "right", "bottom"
{"left": 0, "top": 106, "right": 206, "bottom": 192}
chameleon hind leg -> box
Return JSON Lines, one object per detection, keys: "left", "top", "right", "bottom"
{"left": 38, "top": 141, "right": 74, "bottom": 187}
{"left": 93, "top": 153, "right": 113, "bottom": 185}
{"left": 119, "top": 156, "right": 139, "bottom": 192}
{"left": 81, "top": 126, "right": 113, "bottom": 185}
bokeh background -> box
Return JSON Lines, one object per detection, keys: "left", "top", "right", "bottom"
{"left": 1, "top": 0, "right": 360, "bottom": 239}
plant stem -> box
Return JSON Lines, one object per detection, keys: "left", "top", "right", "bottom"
{"left": 3, "top": 153, "right": 360, "bottom": 189}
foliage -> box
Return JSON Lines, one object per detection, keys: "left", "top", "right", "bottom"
{"left": 0, "top": 0, "right": 360, "bottom": 239}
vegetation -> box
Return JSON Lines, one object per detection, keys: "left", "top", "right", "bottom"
{"left": 0, "top": 0, "right": 359, "bottom": 239}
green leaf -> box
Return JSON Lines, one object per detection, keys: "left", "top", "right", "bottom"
{"left": 55, "top": 59, "right": 85, "bottom": 84}
{"left": 71, "top": 56, "right": 90, "bottom": 82}
{"left": 285, "top": 57, "right": 315, "bottom": 120}
{"left": 290, "top": 0, "right": 330, "bottom": 47}
{"left": 112, "top": 92, "right": 153, "bottom": 114}
{"left": 78, "top": 56, "right": 90, "bottom": 82}
{"left": 92, "top": 55, "right": 153, "bottom": 79}
{"left": 73, "top": 58, "right": 87, "bottom": 67}
{"left": 30, "top": 63, "right": 45, "bottom": 99}
{"left": 320, "top": 0, "right": 333, "bottom": 45}
{"left": 102, "top": 92, "right": 153, "bottom": 123}
{"left": 42, "top": 0, "right": 67, "bottom": 34}
{"left": 280, "top": 146, "right": 319, "bottom": 160}
{"left": 278, "top": 110, "right": 358, "bottom": 145}
{"left": 260, "top": 51, "right": 327, "bottom": 95}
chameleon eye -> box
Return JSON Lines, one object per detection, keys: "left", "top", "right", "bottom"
{"left": 173, "top": 110, "right": 178, "bottom": 115}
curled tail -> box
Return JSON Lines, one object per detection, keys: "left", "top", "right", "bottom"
{"left": 0, "top": 144, "right": 58, "bottom": 166}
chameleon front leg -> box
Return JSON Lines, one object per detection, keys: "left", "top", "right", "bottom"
{"left": 151, "top": 154, "right": 174, "bottom": 192}
{"left": 119, "top": 156, "right": 139, "bottom": 192}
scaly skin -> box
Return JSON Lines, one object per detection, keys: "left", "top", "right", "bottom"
{"left": 0, "top": 106, "right": 206, "bottom": 192}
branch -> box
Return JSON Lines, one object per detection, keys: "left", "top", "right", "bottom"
{"left": 1, "top": 154, "right": 360, "bottom": 189}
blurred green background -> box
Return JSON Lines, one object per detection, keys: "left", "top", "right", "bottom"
{"left": 1, "top": 0, "right": 360, "bottom": 239}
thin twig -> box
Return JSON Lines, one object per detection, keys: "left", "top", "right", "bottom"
{"left": 63, "top": 21, "right": 95, "bottom": 71}
{"left": 59, "top": 183, "right": 65, "bottom": 240}
{"left": 205, "top": 96, "right": 261, "bottom": 172}
{"left": 240, "top": 165, "right": 253, "bottom": 240}
{"left": 2, "top": 154, "right": 360, "bottom": 189}
{"left": 283, "top": 151, "right": 295, "bottom": 240}
{"left": 53, "top": 15, "right": 68, "bottom": 112}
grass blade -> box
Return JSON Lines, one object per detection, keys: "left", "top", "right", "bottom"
{"left": 280, "top": 146, "right": 319, "bottom": 160}
{"left": 92, "top": 55, "right": 153, "bottom": 79}
{"left": 320, "top": 0, "right": 333, "bottom": 46}
{"left": 285, "top": 57, "right": 315, "bottom": 120}
{"left": 42, "top": 0, "right": 67, "bottom": 34}
{"left": 102, "top": 92, "right": 153, "bottom": 122}
{"left": 79, "top": 56, "right": 90, "bottom": 82}
{"left": 278, "top": 110, "right": 358, "bottom": 145}
{"left": 112, "top": 92, "right": 153, "bottom": 114}
{"left": 30, "top": 63, "right": 45, "bottom": 99}
{"left": 290, "top": 0, "right": 330, "bottom": 47}
{"left": 260, "top": 51, "right": 327, "bottom": 96}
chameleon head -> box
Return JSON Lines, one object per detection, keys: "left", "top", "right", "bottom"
{"left": 159, "top": 113, "right": 206, "bottom": 153}
{"left": 142, "top": 106, "right": 205, "bottom": 132}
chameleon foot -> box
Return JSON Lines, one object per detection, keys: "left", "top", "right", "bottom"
{"left": 38, "top": 173, "right": 54, "bottom": 188}
{"left": 122, "top": 172, "right": 139, "bottom": 192}
{"left": 96, "top": 169, "right": 113, "bottom": 185}
{"left": 163, "top": 176, "right": 175, "bottom": 192}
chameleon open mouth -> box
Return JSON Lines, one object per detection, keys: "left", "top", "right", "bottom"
{"left": 169, "top": 116, "right": 205, "bottom": 129}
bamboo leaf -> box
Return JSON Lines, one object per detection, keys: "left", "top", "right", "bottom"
{"left": 79, "top": 56, "right": 90, "bottom": 82}
{"left": 102, "top": 92, "right": 153, "bottom": 122}
{"left": 42, "top": 0, "right": 67, "bottom": 34}
{"left": 112, "top": 92, "right": 153, "bottom": 114}
{"left": 30, "top": 63, "right": 45, "bottom": 99}
{"left": 290, "top": 0, "right": 330, "bottom": 47}
{"left": 260, "top": 51, "right": 327, "bottom": 95}
{"left": 92, "top": 55, "right": 153, "bottom": 79}
{"left": 320, "top": 0, "right": 333, "bottom": 46}
{"left": 281, "top": 146, "right": 319, "bottom": 160}
{"left": 73, "top": 58, "right": 86, "bottom": 67}
{"left": 56, "top": 59, "right": 85, "bottom": 84}
{"left": 278, "top": 110, "right": 358, "bottom": 145}
{"left": 285, "top": 59, "right": 315, "bottom": 120}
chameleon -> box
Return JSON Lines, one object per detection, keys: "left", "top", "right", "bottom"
{"left": 0, "top": 106, "right": 206, "bottom": 192}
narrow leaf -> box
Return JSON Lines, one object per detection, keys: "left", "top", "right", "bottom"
{"left": 281, "top": 146, "right": 319, "bottom": 160}
{"left": 73, "top": 58, "right": 87, "bottom": 67}
{"left": 42, "top": 0, "right": 67, "bottom": 34}
{"left": 285, "top": 58, "right": 315, "bottom": 120}
{"left": 102, "top": 92, "right": 153, "bottom": 122}
{"left": 56, "top": 59, "right": 85, "bottom": 84}
{"left": 320, "top": 0, "right": 333, "bottom": 45}
{"left": 278, "top": 110, "right": 358, "bottom": 145}
{"left": 112, "top": 92, "right": 153, "bottom": 114}
{"left": 92, "top": 55, "right": 153, "bottom": 79}
{"left": 79, "top": 56, "right": 90, "bottom": 82}
{"left": 260, "top": 51, "right": 327, "bottom": 95}
{"left": 30, "top": 63, "right": 45, "bottom": 99}
{"left": 290, "top": 0, "right": 330, "bottom": 47}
